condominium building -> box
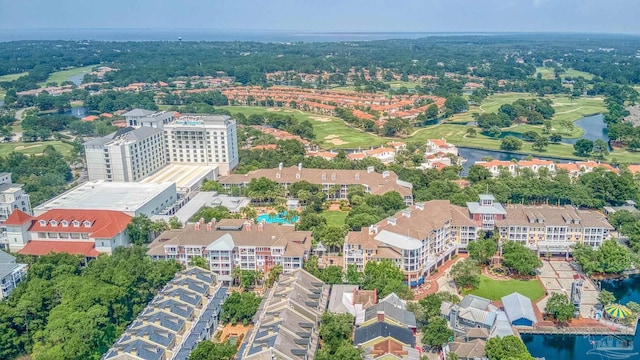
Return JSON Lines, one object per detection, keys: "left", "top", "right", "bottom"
{"left": 85, "top": 127, "right": 167, "bottom": 182}
{"left": 5, "top": 208, "right": 132, "bottom": 256}
{"left": 345, "top": 200, "right": 478, "bottom": 287}
{"left": 237, "top": 269, "right": 329, "bottom": 360}
{"left": 164, "top": 114, "right": 239, "bottom": 176}
{"left": 475, "top": 158, "right": 618, "bottom": 178}
{"left": 496, "top": 204, "right": 614, "bottom": 254}
{"left": 122, "top": 109, "right": 175, "bottom": 128}
{"left": 0, "top": 172, "right": 32, "bottom": 225}
{"left": 147, "top": 219, "right": 312, "bottom": 285}
{"left": 218, "top": 164, "right": 414, "bottom": 205}
{"left": 0, "top": 250, "right": 27, "bottom": 299}
{"left": 104, "top": 267, "right": 227, "bottom": 360}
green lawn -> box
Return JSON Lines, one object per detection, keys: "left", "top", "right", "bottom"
{"left": 534, "top": 67, "right": 594, "bottom": 81}
{"left": 0, "top": 141, "right": 74, "bottom": 157}
{"left": 219, "top": 105, "right": 386, "bottom": 149}
{"left": 463, "top": 275, "right": 545, "bottom": 301}
{"left": 319, "top": 211, "right": 348, "bottom": 226}
{"left": 40, "top": 65, "right": 95, "bottom": 87}
{"left": 0, "top": 72, "right": 28, "bottom": 82}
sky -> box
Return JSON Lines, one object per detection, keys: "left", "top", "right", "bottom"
{"left": 0, "top": 0, "right": 638, "bottom": 34}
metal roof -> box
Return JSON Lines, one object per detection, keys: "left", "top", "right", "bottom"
{"left": 374, "top": 230, "right": 422, "bottom": 251}
{"left": 501, "top": 292, "right": 537, "bottom": 325}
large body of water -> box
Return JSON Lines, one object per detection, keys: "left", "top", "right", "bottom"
{"left": 524, "top": 276, "right": 640, "bottom": 360}
{"left": 0, "top": 29, "right": 509, "bottom": 42}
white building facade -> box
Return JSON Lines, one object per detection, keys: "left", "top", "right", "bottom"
{"left": 163, "top": 115, "right": 239, "bottom": 176}
{"left": 0, "top": 173, "right": 31, "bottom": 224}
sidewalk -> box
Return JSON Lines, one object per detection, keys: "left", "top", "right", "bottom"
{"left": 413, "top": 253, "right": 467, "bottom": 300}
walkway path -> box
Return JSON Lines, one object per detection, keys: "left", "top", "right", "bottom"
{"left": 412, "top": 253, "right": 467, "bottom": 300}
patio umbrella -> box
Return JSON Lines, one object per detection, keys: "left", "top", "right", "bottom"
{"left": 604, "top": 304, "right": 632, "bottom": 319}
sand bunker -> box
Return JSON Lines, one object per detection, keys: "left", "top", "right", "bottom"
{"left": 310, "top": 116, "right": 332, "bottom": 122}
{"left": 326, "top": 138, "right": 348, "bottom": 145}
{"left": 266, "top": 108, "right": 279, "bottom": 112}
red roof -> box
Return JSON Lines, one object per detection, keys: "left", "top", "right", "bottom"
{"left": 82, "top": 115, "right": 100, "bottom": 122}
{"left": 30, "top": 209, "right": 132, "bottom": 239}
{"left": 4, "top": 209, "right": 34, "bottom": 225}
{"left": 18, "top": 241, "right": 100, "bottom": 257}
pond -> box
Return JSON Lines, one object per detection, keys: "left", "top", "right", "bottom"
{"left": 64, "top": 106, "right": 87, "bottom": 118}
{"left": 562, "top": 114, "right": 608, "bottom": 145}
{"left": 523, "top": 275, "right": 640, "bottom": 360}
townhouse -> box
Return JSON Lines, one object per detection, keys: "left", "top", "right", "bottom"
{"left": 104, "top": 267, "right": 227, "bottom": 360}
{"left": 0, "top": 172, "right": 32, "bottom": 226}
{"left": 475, "top": 158, "right": 619, "bottom": 178}
{"left": 218, "top": 164, "right": 414, "bottom": 206}
{"left": 237, "top": 269, "right": 330, "bottom": 360}
{"left": 147, "top": 219, "right": 312, "bottom": 285}
{"left": 0, "top": 250, "right": 27, "bottom": 299}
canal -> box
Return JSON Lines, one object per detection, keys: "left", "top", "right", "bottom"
{"left": 457, "top": 114, "right": 608, "bottom": 175}
{"left": 523, "top": 275, "right": 640, "bottom": 360}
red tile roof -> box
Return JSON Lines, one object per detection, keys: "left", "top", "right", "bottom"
{"left": 82, "top": 115, "right": 100, "bottom": 122}
{"left": 628, "top": 165, "right": 640, "bottom": 175}
{"left": 4, "top": 209, "right": 34, "bottom": 225}
{"left": 31, "top": 209, "right": 132, "bottom": 239}
{"left": 18, "top": 241, "right": 100, "bottom": 257}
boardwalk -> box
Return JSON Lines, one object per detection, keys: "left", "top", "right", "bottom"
{"left": 519, "top": 325, "right": 635, "bottom": 336}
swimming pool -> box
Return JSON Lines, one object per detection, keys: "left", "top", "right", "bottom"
{"left": 256, "top": 212, "right": 298, "bottom": 224}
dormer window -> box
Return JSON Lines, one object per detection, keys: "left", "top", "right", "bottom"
{"left": 322, "top": 173, "right": 326, "bottom": 180}
{"left": 73, "top": 221, "right": 80, "bottom": 227}
{"left": 331, "top": 173, "right": 336, "bottom": 180}
{"left": 61, "top": 220, "right": 69, "bottom": 227}
{"left": 83, "top": 221, "right": 92, "bottom": 228}
{"left": 50, "top": 220, "right": 58, "bottom": 227}
{"left": 276, "top": 172, "right": 281, "bottom": 179}
{"left": 39, "top": 220, "right": 47, "bottom": 226}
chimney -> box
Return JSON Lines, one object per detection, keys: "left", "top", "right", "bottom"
{"left": 258, "top": 222, "right": 264, "bottom": 232}
{"left": 199, "top": 217, "right": 205, "bottom": 224}
{"left": 206, "top": 222, "right": 212, "bottom": 231}
{"left": 298, "top": 163, "right": 302, "bottom": 171}
{"left": 246, "top": 222, "right": 252, "bottom": 231}
{"left": 212, "top": 218, "right": 217, "bottom": 226}
{"left": 195, "top": 223, "right": 200, "bottom": 231}
{"left": 377, "top": 311, "right": 385, "bottom": 323}
{"left": 279, "top": 162, "right": 283, "bottom": 170}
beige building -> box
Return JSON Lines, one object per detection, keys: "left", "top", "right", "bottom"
{"left": 345, "top": 200, "right": 477, "bottom": 287}
{"left": 164, "top": 114, "right": 239, "bottom": 176}
{"left": 218, "top": 164, "right": 414, "bottom": 205}
{"left": 147, "top": 219, "right": 312, "bottom": 284}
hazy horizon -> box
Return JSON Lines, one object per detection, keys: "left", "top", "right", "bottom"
{"left": 1, "top": 0, "right": 639, "bottom": 35}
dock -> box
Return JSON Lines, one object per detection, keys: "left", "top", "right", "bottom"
{"left": 519, "top": 325, "right": 636, "bottom": 336}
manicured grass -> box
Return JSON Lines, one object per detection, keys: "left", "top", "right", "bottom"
{"left": 319, "top": 211, "right": 348, "bottom": 226}
{"left": 219, "top": 105, "right": 386, "bottom": 149}
{"left": 463, "top": 275, "right": 546, "bottom": 301}
{"left": 0, "top": 141, "right": 74, "bottom": 157}
{"left": 385, "top": 80, "right": 419, "bottom": 89}
{"left": 40, "top": 65, "right": 95, "bottom": 86}
{"left": 535, "top": 67, "right": 556, "bottom": 80}
{"left": 0, "top": 72, "right": 28, "bottom": 82}
{"left": 563, "top": 68, "right": 594, "bottom": 80}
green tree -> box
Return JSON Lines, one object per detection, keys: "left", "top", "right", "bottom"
{"left": 598, "top": 290, "right": 616, "bottom": 306}
{"left": 126, "top": 214, "right": 153, "bottom": 245}
{"left": 532, "top": 136, "right": 549, "bottom": 151}
{"left": 200, "top": 179, "right": 224, "bottom": 192}
{"left": 574, "top": 139, "right": 594, "bottom": 156}
{"left": 189, "top": 340, "right": 236, "bottom": 360}
{"left": 265, "top": 264, "right": 283, "bottom": 288}
{"left": 425, "top": 103, "right": 439, "bottom": 119}
{"left": 467, "top": 239, "right": 498, "bottom": 265}
{"left": 501, "top": 241, "right": 542, "bottom": 275}
{"left": 500, "top": 136, "right": 523, "bottom": 151}
{"left": 168, "top": 216, "right": 182, "bottom": 229}
{"left": 544, "top": 293, "right": 575, "bottom": 323}
{"left": 485, "top": 335, "right": 534, "bottom": 360}
{"left": 466, "top": 127, "right": 477, "bottom": 138}
{"left": 189, "top": 256, "right": 209, "bottom": 270}
{"left": 450, "top": 259, "right": 481, "bottom": 289}
{"left": 362, "top": 260, "right": 412, "bottom": 299}
{"left": 422, "top": 317, "right": 453, "bottom": 349}
{"left": 220, "top": 292, "right": 262, "bottom": 325}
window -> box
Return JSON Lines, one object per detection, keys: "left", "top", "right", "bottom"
{"left": 83, "top": 221, "right": 92, "bottom": 228}
{"left": 49, "top": 220, "right": 58, "bottom": 227}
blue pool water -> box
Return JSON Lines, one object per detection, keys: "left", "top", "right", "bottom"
{"left": 256, "top": 212, "right": 298, "bottom": 225}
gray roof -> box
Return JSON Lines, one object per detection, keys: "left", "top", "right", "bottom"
{"left": 124, "top": 323, "right": 175, "bottom": 348}
{"left": 501, "top": 292, "right": 537, "bottom": 325}
{"left": 83, "top": 126, "right": 161, "bottom": 147}
{"left": 459, "top": 295, "right": 491, "bottom": 310}
{"left": 104, "top": 338, "right": 164, "bottom": 360}
{"left": 123, "top": 109, "right": 156, "bottom": 117}
{"left": 379, "top": 293, "right": 407, "bottom": 310}
{"left": 365, "top": 302, "right": 417, "bottom": 328}
{"left": 354, "top": 322, "right": 415, "bottom": 347}
{"left": 374, "top": 230, "right": 422, "bottom": 251}
{"left": 466, "top": 201, "right": 507, "bottom": 215}
{"left": 328, "top": 284, "right": 359, "bottom": 313}
{"left": 0, "top": 249, "right": 15, "bottom": 264}
{"left": 491, "top": 311, "right": 514, "bottom": 338}
{"left": 479, "top": 194, "right": 496, "bottom": 201}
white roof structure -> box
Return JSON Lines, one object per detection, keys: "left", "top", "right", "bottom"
{"left": 374, "top": 230, "right": 422, "bottom": 250}
{"left": 491, "top": 311, "right": 515, "bottom": 338}
{"left": 205, "top": 234, "right": 235, "bottom": 251}
{"left": 501, "top": 292, "right": 537, "bottom": 325}
{"left": 34, "top": 180, "right": 176, "bottom": 216}
{"left": 140, "top": 164, "right": 218, "bottom": 193}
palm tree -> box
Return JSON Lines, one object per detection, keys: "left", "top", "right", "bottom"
{"left": 255, "top": 269, "right": 264, "bottom": 288}
{"left": 268, "top": 211, "right": 277, "bottom": 221}
{"left": 231, "top": 266, "right": 242, "bottom": 287}
{"left": 240, "top": 206, "right": 257, "bottom": 220}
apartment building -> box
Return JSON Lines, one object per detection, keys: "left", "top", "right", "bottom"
{"left": 0, "top": 172, "right": 32, "bottom": 225}
{"left": 218, "top": 164, "right": 414, "bottom": 206}
{"left": 147, "top": 219, "right": 312, "bottom": 284}
{"left": 344, "top": 200, "right": 478, "bottom": 287}
{"left": 5, "top": 208, "right": 132, "bottom": 256}
{"left": 475, "top": 158, "right": 617, "bottom": 178}
{"left": 0, "top": 250, "right": 27, "bottom": 299}
{"left": 104, "top": 267, "right": 227, "bottom": 360}
{"left": 123, "top": 109, "right": 175, "bottom": 128}
{"left": 496, "top": 204, "right": 614, "bottom": 254}
{"left": 85, "top": 127, "right": 167, "bottom": 182}
{"left": 237, "top": 269, "right": 330, "bottom": 360}
{"left": 164, "top": 114, "right": 239, "bottom": 176}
